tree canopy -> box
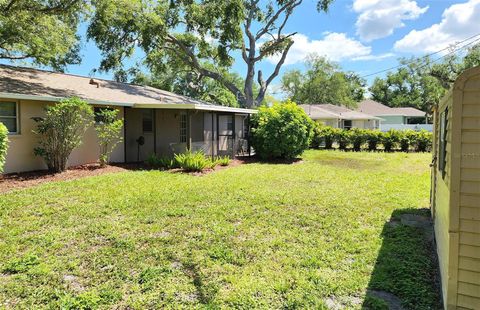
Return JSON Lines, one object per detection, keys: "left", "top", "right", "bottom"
{"left": 369, "top": 44, "right": 480, "bottom": 114}
{"left": 281, "top": 54, "right": 366, "bottom": 107}
{"left": 87, "top": 0, "right": 334, "bottom": 108}
{"left": 0, "top": 0, "right": 86, "bottom": 69}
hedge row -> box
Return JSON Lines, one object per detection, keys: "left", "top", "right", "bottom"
{"left": 311, "top": 126, "right": 433, "bottom": 152}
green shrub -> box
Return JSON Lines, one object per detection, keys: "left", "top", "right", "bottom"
{"left": 33, "top": 97, "right": 94, "bottom": 172}
{"left": 312, "top": 125, "right": 336, "bottom": 149}
{"left": 349, "top": 128, "right": 367, "bottom": 152}
{"left": 0, "top": 122, "right": 8, "bottom": 173}
{"left": 145, "top": 154, "right": 178, "bottom": 170}
{"left": 381, "top": 129, "right": 400, "bottom": 152}
{"left": 365, "top": 130, "right": 381, "bottom": 151}
{"left": 398, "top": 129, "right": 415, "bottom": 152}
{"left": 336, "top": 129, "right": 350, "bottom": 151}
{"left": 414, "top": 130, "right": 433, "bottom": 152}
{"left": 174, "top": 150, "right": 211, "bottom": 172}
{"left": 214, "top": 156, "right": 231, "bottom": 167}
{"left": 250, "top": 101, "right": 315, "bottom": 159}
{"left": 94, "top": 108, "right": 124, "bottom": 166}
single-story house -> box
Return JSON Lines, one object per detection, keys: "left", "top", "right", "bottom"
{"left": 357, "top": 99, "right": 430, "bottom": 131}
{"left": 0, "top": 65, "right": 256, "bottom": 174}
{"left": 299, "top": 104, "right": 382, "bottom": 130}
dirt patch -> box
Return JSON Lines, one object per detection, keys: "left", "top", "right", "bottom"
{"left": 0, "top": 163, "right": 143, "bottom": 194}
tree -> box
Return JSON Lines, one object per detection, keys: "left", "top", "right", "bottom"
{"left": 129, "top": 65, "right": 242, "bottom": 107}
{"left": 369, "top": 44, "right": 480, "bottom": 115}
{"left": 0, "top": 0, "right": 86, "bottom": 69}
{"left": 95, "top": 108, "right": 124, "bottom": 167}
{"left": 281, "top": 54, "right": 366, "bottom": 107}
{"left": 87, "top": 0, "right": 333, "bottom": 108}
{"left": 33, "top": 98, "right": 94, "bottom": 172}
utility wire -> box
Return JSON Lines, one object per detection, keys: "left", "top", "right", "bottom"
{"left": 361, "top": 32, "right": 480, "bottom": 79}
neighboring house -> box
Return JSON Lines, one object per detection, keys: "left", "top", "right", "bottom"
{"left": 431, "top": 66, "right": 480, "bottom": 309}
{"left": 299, "top": 104, "right": 382, "bottom": 130}
{"left": 357, "top": 99, "right": 431, "bottom": 131}
{"left": 0, "top": 65, "right": 255, "bottom": 174}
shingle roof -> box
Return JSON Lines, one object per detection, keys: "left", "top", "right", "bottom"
{"left": 299, "top": 104, "right": 382, "bottom": 120}
{"left": 0, "top": 64, "right": 256, "bottom": 114}
{"left": 357, "top": 99, "right": 425, "bottom": 117}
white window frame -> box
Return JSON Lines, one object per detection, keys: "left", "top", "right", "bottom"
{"left": 179, "top": 113, "right": 187, "bottom": 143}
{"left": 0, "top": 100, "right": 20, "bottom": 134}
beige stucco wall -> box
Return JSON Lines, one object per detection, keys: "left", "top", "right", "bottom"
{"left": 2, "top": 99, "right": 124, "bottom": 174}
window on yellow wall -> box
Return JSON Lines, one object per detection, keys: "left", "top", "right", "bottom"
{"left": 0, "top": 101, "right": 18, "bottom": 133}
{"left": 439, "top": 108, "right": 448, "bottom": 178}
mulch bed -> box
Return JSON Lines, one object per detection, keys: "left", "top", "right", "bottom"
{"left": 0, "top": 159, "right": 250, "bottom": 194}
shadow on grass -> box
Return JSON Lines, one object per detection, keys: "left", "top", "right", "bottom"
{"left": 362, "top": 208, "right": 442, "bottom": 310}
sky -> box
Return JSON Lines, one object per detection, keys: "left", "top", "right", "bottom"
{"left": 4, "top": 0, "right": 480, "bottom": 98}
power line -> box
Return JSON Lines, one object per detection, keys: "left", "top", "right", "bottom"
{"left": 361, "top": 32, "right": 480, "bottom": 79}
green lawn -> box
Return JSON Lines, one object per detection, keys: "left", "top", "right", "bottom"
{"left": 0, "top": 150, "right": 440, "bottom": 309}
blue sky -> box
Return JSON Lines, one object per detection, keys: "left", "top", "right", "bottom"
{"left": 4, "top": 0, "right": 480, "bottom": 97}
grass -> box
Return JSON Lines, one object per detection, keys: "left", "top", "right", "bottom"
{"left": 0, "top": 150, "right": 440, "bottom": 309}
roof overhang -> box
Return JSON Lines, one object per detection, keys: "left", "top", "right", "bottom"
{"left": 133, "top": 103, "right": 257, "bottom": 114}
{"left": 0, "top": 92, "right": 134, "bottom": 107}
{"left": 0, "top": 92, "right": 257, "bottom": 113}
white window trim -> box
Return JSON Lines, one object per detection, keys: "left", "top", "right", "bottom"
{"left": 0, "top": 100, "right": 20, "bottom": 135}
{"left": 179, "top": 113, "right": 187, "bottom": 143}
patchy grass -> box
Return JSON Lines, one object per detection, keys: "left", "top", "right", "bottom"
{"left": 0, "top": 150, "right": 440, "bottom": 309}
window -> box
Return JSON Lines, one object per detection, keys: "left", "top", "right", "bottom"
{"left": 439, "top": 108, "right": 448, "bottom": 178}
{"left": 142, "top": 110, "right": 153, "bottom": 133}
{"left": 343, "top": 120, "right": 352, "bottom": 130}
{"left": 180, "top": 113, "right": 187, "bottom": 143}
{"left": 227, "top": 116, "right": 233, "bottom": 131}
{"left": 94, "top": 107, "right": 114, "bottom": 124}
{"left": 0, "top": 101, "right": 18, "bottom": 133}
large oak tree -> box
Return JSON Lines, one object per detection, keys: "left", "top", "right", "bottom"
{"left": 87, "top": 0, "right": 333, "bottom": 108}
{"left": 0, "top": 0, "right": 86, "bottom": 69}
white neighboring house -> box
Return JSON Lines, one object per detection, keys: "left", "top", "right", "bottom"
{"left": 299, "top": 104, "right": 382, "bottom": 129}
{"left": 357, "top": 99, "right": 432, "bottom": 132}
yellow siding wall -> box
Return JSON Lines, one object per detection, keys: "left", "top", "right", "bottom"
{"left": 434, "top": 92, "right": 455, "bottom": 308}
{"left": 457, "top": 74, "right": 480, "bottom": 308}
{"left": 3, "top": 100, "right": 125, "bottom": 173}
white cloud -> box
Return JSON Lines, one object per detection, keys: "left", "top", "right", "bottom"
{"left": 266, "top": 32, "right": 392, "bottom": 65}
{"left": 353, "top": 0, "right": 428, "bottom": 42}
{"left": 394, "top": 0, "right": 480, "bottom": 53}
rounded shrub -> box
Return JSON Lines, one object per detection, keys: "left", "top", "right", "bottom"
{"left": 414, "top": 130, "right": 433, "bottom": 152}
{"left": 312, "top": 125, "right": 336, "bottom": 149}
{"left": 0, "top": 122, "right": 8, "bottom": 173}
{"left": 365, "top": 130, "right": 381, "bottom": 151}
{"left": 250, "top": 101, "right": 315, "bottom": 160}
{"left": 381, "top": 129, "right": 400, "bottom": 152}
{"left": 349, "top": 128, "right": 367, "bottom": 152}
{"left": 336, "top": 129, "right": 351, "bottom": 151}
{"left": 399, "top": 129, "right": 416, "bottom": 152}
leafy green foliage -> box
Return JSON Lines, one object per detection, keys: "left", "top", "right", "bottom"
{"left": 0, "top": 151, "right": 439, "bottom": 308}
{"left": 33, "top": 98, "right": 94, "bottom": 173}
{"left": 87, "top": 0, "right": 333, "bottom": 107}
{"left": 213, "top": 156, "right": 231, "bottom": 167}
{"left": 281, "top": 54, "right": 366, "bottom": 107}
{"left": 250, "top": 101, "right": 315, "bottom": 159}
{"left": 413, "top": 130, "right": 433, "bottom": 152}
{"left": 349, "top": 128, "right": 367, "bottom": 152}
{"left": 94, "top": 108, "right": 124, "bottom": 166}
{"left": 312, "top": 123, "right": 338, "bottom": 150}
{"left": 0, "top": 0, "right": 85, "bottom": 69}
{"left": 381, "top": 129, "right": 401, "bottom": 152}
{"left": 145, "top": 154, "right": 179, "bottom": 170}
{"left": 370, "top": 44, "right": 480, "bottom": 117}
{"left": 174, "top": 150, "right": 212, "bottom": 172}
{"left": 3, "top": 253, "right": 39, "bottom": 274}
{"left": 365, "top": 130, "right": 382, "bottom": 151}
{"left": 0, "top": 122, "right": 8, "bottom": 173}
{"left": 335, "top": 129, "right": 350, "bottom": 151}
